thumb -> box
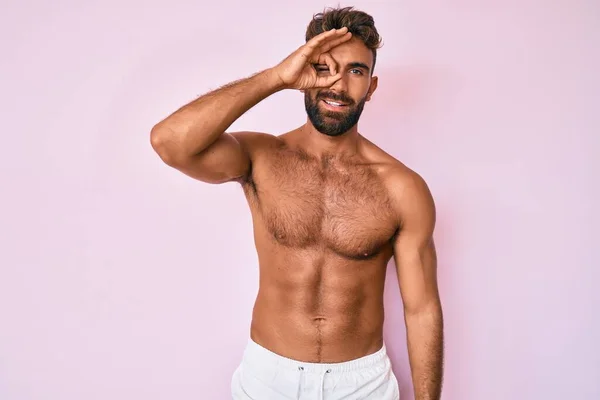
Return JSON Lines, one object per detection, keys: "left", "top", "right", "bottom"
{"left": 314, "top": 72, "right": 343, "bottom": 88}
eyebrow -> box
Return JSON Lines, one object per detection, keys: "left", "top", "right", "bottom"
{"left": 348, "top": 62, "right": 370, "bottom": 72}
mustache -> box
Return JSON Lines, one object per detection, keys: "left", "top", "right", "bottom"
{"left": 317, "top": 91, "right": 354, "bottom": 105}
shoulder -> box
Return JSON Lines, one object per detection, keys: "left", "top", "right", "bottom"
{"left": 231, "top": 131, "right": 280, "bottom": 148}
{"left": 230, "top": 131, "right": 284, "bottom": 157}
{"left": 383, "top": 163, "right": 433, "bottom": 206}
{"left": 362, "top": 139, "right": 435, "bottom": 230}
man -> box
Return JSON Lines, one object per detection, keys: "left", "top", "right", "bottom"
{"left": 150, "top": 6, "right": 443, "bottom": 400}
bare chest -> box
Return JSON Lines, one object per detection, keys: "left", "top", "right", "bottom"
{"left": 244, "top": 148, "right": 398, "bottom": 259}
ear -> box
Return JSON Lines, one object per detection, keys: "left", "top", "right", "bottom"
{"left": 366, "top": 75, "right": 378, "bottom": 101}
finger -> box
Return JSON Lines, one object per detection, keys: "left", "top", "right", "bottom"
{"left": 318, "top": 31, "right": 352, "bottom": 54}
{"left": 304, "top": 27, "right": 348, "bottom": 51}
{"left": 320, "top": 53, "right": 338, "bottom": 76}
{"left": 314, "top": 71, "right": 343, "bottom": 88}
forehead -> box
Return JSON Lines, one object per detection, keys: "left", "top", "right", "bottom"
{"left": 328, "top": 37, "right": 373, "bottom": 69}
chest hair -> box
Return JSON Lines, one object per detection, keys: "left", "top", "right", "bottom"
{"left": 244, "top": 147, "right": 397, "bottom": 259}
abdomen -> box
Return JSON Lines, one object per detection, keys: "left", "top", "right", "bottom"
{"left": 249, "top": 248, "right": 389, "bottom": 363}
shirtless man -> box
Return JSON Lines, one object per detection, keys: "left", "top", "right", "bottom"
{"left": 150, "top": 7, "right": 443, "bottom": 400}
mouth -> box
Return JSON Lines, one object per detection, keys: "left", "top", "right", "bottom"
{"left": 321, "top": 99, "right": 350, "bottom": 109}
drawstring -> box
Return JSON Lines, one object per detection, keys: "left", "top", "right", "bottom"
{"left": 296, "top": 366, "right": 304, "bottom": 400}
{"left": 297, "top": 365, "right": 331, "bottom": 400}
{"left": 318, "top": 369, "right": 332, "bottom": 400}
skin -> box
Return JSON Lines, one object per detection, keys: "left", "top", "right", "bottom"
{"left": 151, "top": 27, "right": 444, "bottom": 399}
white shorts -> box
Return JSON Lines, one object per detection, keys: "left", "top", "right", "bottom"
{"left": 231, "top": 338, "right": 400, "bottom": 399}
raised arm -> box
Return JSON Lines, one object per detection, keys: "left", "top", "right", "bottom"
{"left": 150, "top": 27, "right": 353, "bottom": 184}
{"left": 150, "top": 70, "right": 282, "bottom": 184}
{"left": 392, "top": 171, "right": 444, "bottom": 400}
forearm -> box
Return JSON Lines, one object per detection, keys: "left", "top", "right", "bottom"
{"left": 151, "top": 68, "right": 283, "bottom": 157}
{"left": 405, "top": 305, "right": 444, "bottom": 400}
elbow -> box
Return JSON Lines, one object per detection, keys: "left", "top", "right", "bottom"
{"left": 150, "top": 126, "right": 183, "bottom": 167}
{"left": 404, "top": 299, "right": 443, "bottom": 319}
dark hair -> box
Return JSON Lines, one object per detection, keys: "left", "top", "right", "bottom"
{"left": 305, "top": 6, "right": 383, "bottom": 73}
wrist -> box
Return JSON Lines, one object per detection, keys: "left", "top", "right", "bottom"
{"left": 260, "top": 67, "right": 287, "bottom": 92}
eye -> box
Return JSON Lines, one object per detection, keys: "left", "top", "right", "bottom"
{"left": 350, "top": 68, "right": 363, "bottom": 75}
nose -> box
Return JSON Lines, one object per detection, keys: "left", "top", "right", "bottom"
{"left": 329, "top": 74, "right": 348, "bottom": 92}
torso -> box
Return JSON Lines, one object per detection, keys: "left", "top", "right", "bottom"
{"left": 239, "top": 130, "right": 402, "bottom": 363}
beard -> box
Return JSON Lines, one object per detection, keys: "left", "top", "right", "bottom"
{"left": 304, "top": 90, "right": 367, "bottom": 137}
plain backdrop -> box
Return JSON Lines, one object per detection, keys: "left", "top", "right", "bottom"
{"left": 1, "top": 0, "right": 598, "bottom": 399}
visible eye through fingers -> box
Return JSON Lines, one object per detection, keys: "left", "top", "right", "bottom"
{"left": 313, "top": 64, "right": 330, "bottom": 73}
{"left": 323, "top": 54, "right": 338, "bottom": 75}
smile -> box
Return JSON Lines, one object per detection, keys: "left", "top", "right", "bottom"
{"left": 321, "top": 99, "right": 349, "bottom": 108}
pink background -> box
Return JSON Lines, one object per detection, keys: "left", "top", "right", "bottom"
{"left": 1, "top": 0, "right": 598, "bottom": 399}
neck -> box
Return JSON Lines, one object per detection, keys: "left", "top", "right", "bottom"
{"left": 299, "top": 119, "right": 360, "bottom": 159}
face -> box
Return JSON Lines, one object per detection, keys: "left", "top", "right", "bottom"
{"left": 304, "top": 37, "right": 378, "bottom": 137}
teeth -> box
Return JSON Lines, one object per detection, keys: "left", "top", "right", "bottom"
{"left": 325, "top": 100, "right": 343, "bottom": 106}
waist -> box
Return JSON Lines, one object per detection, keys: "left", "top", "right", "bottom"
{"left": 250, "top": 312, "right": 384, "bottom": 362}
{"left": 250, "top": 281, "right": 385, "bottom": 361}
{"left": 242, "top": 337, "right": 390, "bottom": 374}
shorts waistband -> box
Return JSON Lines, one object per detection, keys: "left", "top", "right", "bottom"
{"left": 242, "top": 338, "right": 389, "bottom": 374}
